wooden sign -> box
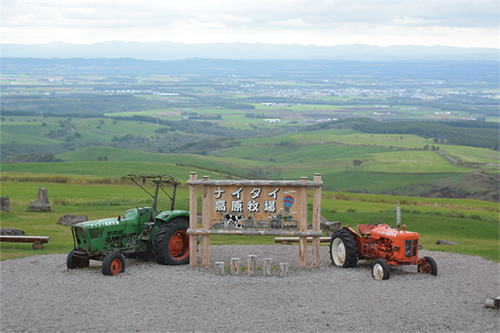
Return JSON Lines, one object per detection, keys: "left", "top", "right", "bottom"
{"left": 187, "top": 173, "right": 323, "bottom": 269}
{"left": 207, "top": 184, "right": 302, "bottom": 231}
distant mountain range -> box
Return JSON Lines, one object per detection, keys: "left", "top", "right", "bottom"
{"left": 2, "top": 41, "right": 498, "bottom": 61}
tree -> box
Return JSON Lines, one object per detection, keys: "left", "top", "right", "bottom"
{"left": 100, "top": 120, "right": 105, "bottom": 125}
{"left": 42, "top": 122, "right": 47, "bottom": 127}
{"left": 352, "top": 159, "right": 363, "bottom": 168}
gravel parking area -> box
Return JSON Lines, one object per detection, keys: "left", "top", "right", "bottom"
{"left": 1, "top": 245, "right": 499, "bottom": 332}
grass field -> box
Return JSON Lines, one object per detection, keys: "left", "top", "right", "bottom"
{"left": 0, "top": 180, "right": 498, "bottom": 262}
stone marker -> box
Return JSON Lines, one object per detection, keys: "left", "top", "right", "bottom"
{"left": 215, "top": 262, "right": 224, "bottom": 276}
{"left": 248, "top": 255, "right": 257, "bottom": 277}
{"left": 263, "top": 258, "right": 272, "bottom": 277}
{"left": 320, "top": 220, "right": 341, "bottom": 232}
{"left": 230, "top": 258, "right": 240, "bottom": 276}
{"left": 1, "top": 196, "right": 10, "bottom": 212}
{"left": 27, "top": 188, "right": 51, "bottom": 212}
{"left": 56, "top": 214, "right": 88, "bottom": 226}
{"left": 279, "top": 263, "right": 289, "bottom": 278}
{"left": 32, "top": 241, "right": 44, "bottom": 250}
{"left": 436, "top": 240, "right": 459, "bottom": 246}
{"left": 307, "top": 216, "right": 341, "bottom": 232}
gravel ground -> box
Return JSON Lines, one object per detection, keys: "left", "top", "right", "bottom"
{"left": 1, "top": 246, "right": 499, "bottom": 332}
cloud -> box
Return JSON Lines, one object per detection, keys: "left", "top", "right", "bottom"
{"left": 1, "top": 0, "right": 498, "bottom": 47}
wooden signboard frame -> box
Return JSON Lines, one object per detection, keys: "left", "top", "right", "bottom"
{"left": 186, "top": 172, "right": 323, "bottom": 269}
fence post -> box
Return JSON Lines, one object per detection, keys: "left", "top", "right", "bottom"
{"left": 263, "top": 258, "right": 272, "bottom": 277}
{"left": 230, "top": 258, "right": 240, "bottom": 276}
{"left": 215, "top": 262, "right": 224, "bottom": 276}
{"left": 279, "top": 263, "right": 289, "bottom": 278}
{"left": 248, "top": 255, "right": 257, "bottom": 277}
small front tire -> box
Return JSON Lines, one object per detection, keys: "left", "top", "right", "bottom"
{"left": 418, "top": 256, "right": 438, "bottom": 276}
{"left": 66, "top": 249, "right": 89, "bottom": 269}
{"left": 372, "top": 258, "right": 390, "bottom": 280}
{"left": 102, "top": 252, "right": 125, "bottom": 276}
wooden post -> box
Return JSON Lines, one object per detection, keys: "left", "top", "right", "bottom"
{"left": 189, "top": 172, "right": 198, "bottom": 267}
{"left": 312, "top": 173, "right": 322, "bottom": 268}
{"left": 299, "top": 177, "right": 308, "bottom": 268}
{"left": 248, "top": 255, "right": 257, "bottom": 277}
{"left": 202, "top": 176, "right": 210, "bottom": 268}
{"left": 279, "top": 263, "right": 289, "bottom": 278}
{"left": 230, "top": 258, "right": 240, "bottom": 276}
{"left": 215, "top": 262, "right": 224, "bottom": 276}
{"left": 263, "top": 258, "right": 272, "bottom": 277}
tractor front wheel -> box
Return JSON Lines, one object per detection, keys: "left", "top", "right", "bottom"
{"left": 372, "top": 258, "right": 390, "bottom": 280}
{"left": 102, "top": 252, "right": 126, "bottom": 276}
{"left": 153, "top": 218, "right": 190, "bottom": 265}
{"left": 329, "top": 229, "right": 358, "bottom": 268}
{"left": 418, "top": 256, "right": 438, "bottom": 276}
{"left": 66, "top": 249, "right": 89, "bottom": 269}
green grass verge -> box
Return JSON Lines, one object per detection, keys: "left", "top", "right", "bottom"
{"left": 0, "top": 181, "right": 497, "bottom": 262}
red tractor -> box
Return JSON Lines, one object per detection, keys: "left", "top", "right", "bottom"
{"left": 329, "top": 205, "right": 437, "bottom": 280}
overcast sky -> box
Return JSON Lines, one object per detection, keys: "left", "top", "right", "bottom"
{"left": 1, "top": 0, "right": 498, "bottom": 48}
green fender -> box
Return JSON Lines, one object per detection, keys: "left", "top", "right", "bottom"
{"left": 149, "top": 210, "right": 190, "bottom": 242}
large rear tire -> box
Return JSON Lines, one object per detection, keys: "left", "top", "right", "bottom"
{"left": 372, "top": 258, "right": 390, "bottom": 280}
{"left": 102, "top": 252, "right": 125, "bottom": 276}
{"left": 153, "top": 218, "right": 190, "bottom": 265}
{"left": 418, "top": 256, "right": 438, "bottom": 276}
{"left": 329, "top": 229, "right": 358, "bottom": 268}
{"left": 66, "top": 249, "right": 89, "bottom": 269}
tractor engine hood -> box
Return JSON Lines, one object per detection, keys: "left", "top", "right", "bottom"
{"left": 369, "top": 223, "right": 419, "bottom": 240}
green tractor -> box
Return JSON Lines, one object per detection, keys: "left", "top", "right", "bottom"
{"left": 66, "top": 174, "right": 191, "bottom": 276}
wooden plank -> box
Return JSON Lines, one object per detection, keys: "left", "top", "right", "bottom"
{"left": 0, "top": 236, "right": 49, "bottom": 243}
{"left": 187, "top": 180, "right": 323, "bottom": 187}
{"left": 275, "top": 237, "right": 331, "bottom": 244}
{"left": 189, "top": 172, "right": 198, "bottom": 267}
{"left": 187, "top": 229, "right": 322, "bottom": 236}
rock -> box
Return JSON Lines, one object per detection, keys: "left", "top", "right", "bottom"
{"left": 436, "top": 240, "right": 459, "bottom": 246}
{"left": 32, "top": 241, "right": 44, "bottom": 249}
{"left": 0, "top": 228, "right": 26, "bottom": 235}
{"left": 27, "top": 188, "right": 51, "bottom": 212}
{"left": 307, "top": 216, "right": 341, "bottom": 231}
{"left": 56, "top": 214, "right": 88, "bottom": 226}
{"left": 320, "top": 217, "right": 341, "bottom": 232}
{"left": 1, "top": 196, "right": 10, "bottom": 212}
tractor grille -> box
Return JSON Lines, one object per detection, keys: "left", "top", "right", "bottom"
{"left": 405, "top": 239, "right": 418, "bottom": 257}
{"left": 106, "top": 230, "right": 123, "bottom": 240}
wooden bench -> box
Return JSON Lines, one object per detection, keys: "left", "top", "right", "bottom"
{"left": 0, "top": 236, "right": 50, "bottom": 249}
{"left": 275, "top": 236, "right": 331, "bottom": 245}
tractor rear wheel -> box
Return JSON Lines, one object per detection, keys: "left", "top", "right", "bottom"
{"left": 102, "top": 252, "right": 125, "bottom": 276}
{"left": 153, "top": 218, "right": 190, "bottom": 265}
{"left": 329, "top": 229, "right": 358, "bottom": 268}
{"left": 372, "top": 258, "right": 390, "bottom": 280}
{"left": 66, "top": 249, "right": 89, "bottom": 269}
{"left": 418, "top": 256, "right": 438, "bottom": 276}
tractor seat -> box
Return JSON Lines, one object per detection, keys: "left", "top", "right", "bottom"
{"left": 357, "top": 224, "right": 377, "bottom": 236}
